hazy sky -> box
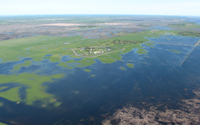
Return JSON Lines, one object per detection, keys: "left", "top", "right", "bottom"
{"left": 1, "top": 0, "right": 200, "bottom": 16}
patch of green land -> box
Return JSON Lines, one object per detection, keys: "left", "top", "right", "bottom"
{"left": 159, "top": 30, "right": 200, "bottom": 37}
{"left": 12, "top": 60, "right": 32, "bottom": 71}
{"left": 145, "top": 43, "right": 154, "bottom": 46}
{"left": 119, "top": 67, "right": 126, "bottom": 70}
{"left": 169, "top": 22, "right": 200, "bottom": 29}
{"left": 91, "top": 74, "right": 95, "bottom": 77}
{"left": 0, "top": 87, "right": 7, "bottom": 91}
{"left": 54, "top": 102, "right": 61, "bottom": 107}
{"left": 0, "top": 35, "right": 99, "bottom": 63}
{"left": 65, "top": 30, "right": 175, "bottom": 66}
{"left": 84, "top": 69, "right": 91, "bottom": 72}
{"left": 97, "top": 55, "right": 117, "bottom": 64}
{"left": 0, "top": 122, "right": 7, "bottom": 125}
{"left": 0, "top": 73, "right": 64, "bottom": 106}
{"left": 0, "top": 30, "right": 177, "bottom": 69}
{"left": 168, "top": 49, "right": 181, "bottom": 53}
{"left": 126, "top": 63, "right": 134, "bottom": 68}
{"left": 58, "top": 62, "right": 73, "bottom": 69}
{"left": 67, "top": 58, "right": 96, "bottom": 67}
{"left": 177, "top": 31, "right": 200, "bottom": 37}
{"left": 0, "top": 87, "right": 21, "bottom": 102}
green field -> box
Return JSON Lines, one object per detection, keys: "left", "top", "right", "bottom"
{"left": 126, "top": 63, "right": 134, "bottom": 68}
{"left": 120, "top": 67, "right": 126, "bottom": 70}
{"left": 0, "top": 73, "right": 64, "bottom": 107}
{"left": 84, "top": 69, "right": 91, "bottom": 72}
{"left": 169, "top": 22, "right": 200, "bottom": 29}
{"left": 0, "top": 122, "right": 7, "bottom": 125}
{"left": 0, "top": 30, "right": 175, "bottom": 64}
{"left": 168, "top": 49, "right": 181, "bottom": 54}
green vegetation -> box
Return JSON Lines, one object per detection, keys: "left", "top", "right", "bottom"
{"left": 0, "top": 87, "right": 21, "bottom": 102}
{"left": 120, "top": 67, "right": 126, "bottom": 70}
{"left": 67, "top": 58, "right": 96, "bottom": 67}
{"left": 0, "top": 87, "right": 7, "bottom": 91}
{"left": 0, "top": 30, "right": 179, "bottom": 108}
{"left": 54, "top": 102, "right": 61, "bottom": 107}
{"left": 168, "top": 49, "right": 181, "bottom": 53}
{"left": 58, "top": 62, "right": 73, "bottom": 69}
{"left": 78, "top": 25, "right": 101, "bottom": 29}
{"left": 0, "top": 35, "right": 101, "bottom": 63}
{"left": 84, "top": 69, "right": 91, "bottom": 72}
{"left": 97, "top": 55, "right": 118, "bottom": 63}
{"left": 0, "top": 30, "right": 178, "bottom": 71}
{"left": 12, "top": 60, "right": 32, "bottom": 71}
{"left": 127, "top": 63, "right": 134, "bottom": 68}
{"left": 145, "top": 43, "right": 154, "bottom": 46}
{"left": 0, "top": 102, "right": 3, "bottom": 106}
{"left": 79, "top": 25, "right": 97, "bottom": 28}
{"left": 169, "top": 22, "right": 200, "bottom": 29}
{"left": 111, "top": 39, "right": 143, "bottom": 44}
{"left": 0, "top": 30, "right": 171, "bottom": 66}
{"left": 91, "top": 74, "right": 96, "bottom": 77}
{"left": 131, "top": 43, "right": 148, "bottom": 55}
{"left": 177, "top": 31, "right": 200, "bottom": 37}
{"left": 0, "top": 122, "right": 7, "bottom": 125}
{"left": 0, "top": 73, "right": 64, "bottom": 106}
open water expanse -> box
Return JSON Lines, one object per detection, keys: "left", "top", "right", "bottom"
{"left": 0, "top": 35, "right": 200, "bottom": 124}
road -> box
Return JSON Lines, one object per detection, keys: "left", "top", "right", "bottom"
{"left": 180, "top": 40, "right": 200, "bottom": 66}
{"left": 72, "top": 49, "right": 78, "bottom": 56}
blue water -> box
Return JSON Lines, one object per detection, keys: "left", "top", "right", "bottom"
{"left": 147, "top": 35, "right": 200, "bottom": 45}
{"left": 45, "top": 45, "right": 198, "bottom": 124}
{"left": 185, "top": 18, "right": 200, "bottom": 25}
{"left": 26, "top": 47, "right": 30, "bottom": 50}
{"left": 61, "top": 55, "right": 82, "bottom": 62}
{"left": 0, "top": 58, "right": 32, "bottom": 75}
{"left": 0, "top": 35, "right": 200, "bottom": 124}
{"left": 106, "top": 32, "right": 112, "bottom": 38}
{"left": 148, "top": 26, "right": 171, "bottom": 30}
{"left": 44, "top": 54, "right": 52, "bottom": 57}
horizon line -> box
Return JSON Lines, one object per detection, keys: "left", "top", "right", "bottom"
{"left": 0, "top": 14, "right": 200, "bottom": 17}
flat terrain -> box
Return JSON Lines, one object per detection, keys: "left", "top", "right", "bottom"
{"left": 0, "top": 15, "right": 200, "bottom": 125}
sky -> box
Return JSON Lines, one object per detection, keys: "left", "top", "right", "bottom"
{"left": 1, "top": 0, "right": 200, "bottom": 16}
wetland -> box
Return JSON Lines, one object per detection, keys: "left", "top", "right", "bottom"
{"left": 0, "top": 15, "right": 200, "bottom": 125}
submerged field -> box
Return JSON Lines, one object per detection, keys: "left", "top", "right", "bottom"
{"left": 0, "top": 15, "right": 200, "bottom": 125}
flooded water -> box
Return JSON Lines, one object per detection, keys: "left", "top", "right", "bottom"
{"left": 0, "top": 35, "right": 200, "bottom": 124}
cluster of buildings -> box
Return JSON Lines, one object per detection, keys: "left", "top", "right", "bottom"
{"left": 80, "top": 47, "right": 111, "bottom": 55}
{"left": 89, "top": 51, "right": 104, "bottom": 54}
